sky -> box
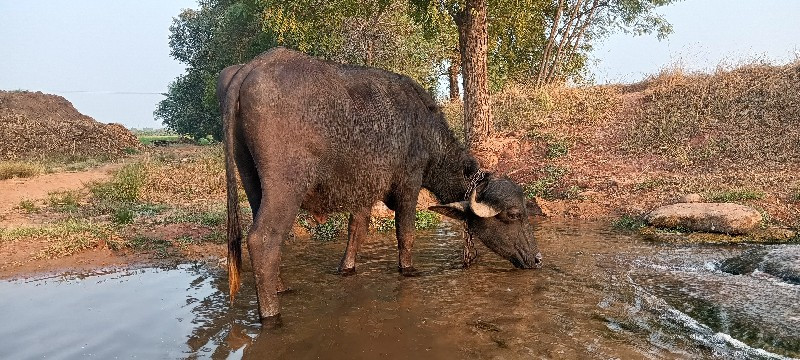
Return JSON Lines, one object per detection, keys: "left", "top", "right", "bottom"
{"left": 1, "top": 1, "right": 799, "bottom": 129}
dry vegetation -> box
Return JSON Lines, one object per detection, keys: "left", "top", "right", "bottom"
{"left": 444, "top": 61, "right": 800, "bottom": 229}
{"left": 0, "top": 146, "right": 231, "bottom": 272}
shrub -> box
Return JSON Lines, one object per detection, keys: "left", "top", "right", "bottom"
{"left": 546, "top": 141, "right": 569, "bottom": 159}
{"left": 373, "top": 210, "right": 441, "bottom": 232}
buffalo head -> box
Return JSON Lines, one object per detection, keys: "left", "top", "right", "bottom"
{"left": 429, "top": 174, "right": 543, "bottom": 269}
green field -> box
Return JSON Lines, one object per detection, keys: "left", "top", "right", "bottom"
{"left": 138, "top": 135, "right": 181, "bottom": 145}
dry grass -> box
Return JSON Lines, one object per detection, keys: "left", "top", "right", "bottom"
{"left": 139, "top": 146, "right": 226, "bottom": 204}
{"left": 444, "top": 61, "right": 800, "bottom": 228}
{"left": 440, "top": 83, "right": 623, "bottom": 137}
{"left": 492, "top": 83, "right": 622, "bottom": 131}
{"left": 0, "top": 161, "right": 43, "bottom": 180}
{"left": 0, "top": 219, "right": 123, "bottom": 259}
{"left": 622, "top": 62, "right": 800, "bottom": 170}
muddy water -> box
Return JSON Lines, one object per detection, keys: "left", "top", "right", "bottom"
{"left": 1, "top": 221, "right": 798, "bottom": 359}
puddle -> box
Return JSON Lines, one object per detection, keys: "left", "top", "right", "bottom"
{"left": 1, "top": 221, "right": 798, "bottom": 359}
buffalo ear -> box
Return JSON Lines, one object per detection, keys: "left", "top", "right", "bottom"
{"left": 526, "top": 198, "right": 545, "bottom": 216}
{"left": 428, "top": 202, "right": 469, "bottom": 221}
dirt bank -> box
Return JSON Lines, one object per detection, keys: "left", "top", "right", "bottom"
{"left": 2, "top": 62, "right": 799, "bottom": 278}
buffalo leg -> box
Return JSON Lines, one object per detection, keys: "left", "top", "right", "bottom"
{"left": 395, "top": 189, "right": 420, "bottom": 274}
{"left": 338, "top": 207, "right": 371, "bottom": 275}
{"left": 235, "top": 147, "right": 291, "bottom": 293}
{"left": 246, "top": 181, "right": 303, "bottom": 324}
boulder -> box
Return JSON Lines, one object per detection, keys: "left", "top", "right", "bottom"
{"left": 646, "top": 203, "right": 762, "bottom": 235}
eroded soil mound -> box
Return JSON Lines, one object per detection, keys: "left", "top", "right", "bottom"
{"left": 0, "top": 90, "right": 142, "bottom": 160}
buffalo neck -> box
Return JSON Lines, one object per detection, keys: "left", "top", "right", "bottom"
{"left": 422, "top": 140, "right": 474, "bottom": 205}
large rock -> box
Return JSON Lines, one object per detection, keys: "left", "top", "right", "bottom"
{"left": 646, "top": 203, "right": 762, "bottom": 235}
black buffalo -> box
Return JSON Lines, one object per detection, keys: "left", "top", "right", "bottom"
{"left": 219, "top": 47, "right": 542, "bottom": 324}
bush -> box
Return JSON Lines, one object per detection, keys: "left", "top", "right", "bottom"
{"left": 523, "top": 165, "right": 568, "bottom": 200}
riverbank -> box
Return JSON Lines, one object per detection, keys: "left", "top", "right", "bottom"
{"left": 2, "top": 61, "right": 799, "bottom": 278}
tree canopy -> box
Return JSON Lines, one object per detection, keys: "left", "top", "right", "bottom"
{"left": 156, "top": 0, "right": 679, "bottom": 140}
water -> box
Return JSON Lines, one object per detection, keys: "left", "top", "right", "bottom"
{"left": 1, "top": 221, "right": 798, "bottom": 359}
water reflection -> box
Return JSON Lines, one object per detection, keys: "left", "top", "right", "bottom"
{"left": 0, "top": 221, "right": 797, "bottom": 359}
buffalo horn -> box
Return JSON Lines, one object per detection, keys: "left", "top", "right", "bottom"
{"left": 469, "top": 189, "right": 501, "bottom": 217}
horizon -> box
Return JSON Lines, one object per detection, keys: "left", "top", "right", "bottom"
{"left": 1, "top": 0, "right": 799, "bottom": 129}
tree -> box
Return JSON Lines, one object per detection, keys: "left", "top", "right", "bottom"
{"left": 453, "top": 0, "right": 493, "bottom": 149}
{"left": 157, "top": 0, "right": 449, "bottom": 138}
{"left": 411, "top": 0, "right": 494, "bottom": 150}
{"left": 534, "top": 0, "right": 677, "bottom": 87}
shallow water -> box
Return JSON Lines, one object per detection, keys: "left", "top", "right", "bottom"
{"left": 1, "top": 221, "right": 798, "bottom": 359}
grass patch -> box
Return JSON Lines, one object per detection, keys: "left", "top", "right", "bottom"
{"left": 524, "top": 165, "right": 569, "bottom": 200}
{"left": 624, "top": 62, "right": 800, "bottom": 169}
{"left": 372, "top": 210, "right": 441, "bottom": 232}
{"left": 164, "top": 207, "right": 225, "bottom": 227}
{"left": 635, "top": 178, "right": 667, "bottom": 191}
{"left": 90, "top": 162, "right": 147, "bottom": 203}
{"left": 128, "top": 235, "right": 172, "bottom": 257}
{"left": 612, "top": 214, "right": 647, "bottom": 231}
{"left": 0, "top": 220, "right": 121, "bottom": 259}
{"left": 705, "top": 189, "right": 764, "bottom": 203}
{"left": 546, "top": 141, "right": 569, "bottom": 159}
{"left": 47, "top": 190, "right": 81, "bottom": 213}
{"left": 202, "top": 230, "right": 225, "bottom": 244}
{"left": 790, "top": 188, "right": 800, "bottom": 203}
{"left": 17, "top": 199, "right": 39, "bottom": 213}
{"left": 0, "top": 161, "right": 42, "bottom": 180}
{"left": 138, "top": 135, "right": 181, "bottom": 146}
{"left": 112, "top": 206, "right": 136, "bottom": 225}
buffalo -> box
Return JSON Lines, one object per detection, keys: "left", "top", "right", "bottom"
{"left": 219, "top": 47, "right": 542, "bottom": 324}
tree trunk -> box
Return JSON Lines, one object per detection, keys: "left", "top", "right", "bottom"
{"left": 448, "top": 48, "right": 461, "bottom": 101}
{"left": 454, "top": 0, "right": 492, "bottom": 151}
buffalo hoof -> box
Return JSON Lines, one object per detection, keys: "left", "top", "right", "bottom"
{"left": 398, "top": 266, "right": 419, "bottom": 277}
{"left": 339, "top": 267, "right": 357, "bottom": 277}
{"left": 260, "top": 314, "right": 283, "bottom": 330}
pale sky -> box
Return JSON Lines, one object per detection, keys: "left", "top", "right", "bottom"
{"left": 1, "top": 1, "right": 799, "bottom": 129}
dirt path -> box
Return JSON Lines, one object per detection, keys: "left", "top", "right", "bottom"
{"left": 0, "top": 163, "right": 121, "bottom": 222}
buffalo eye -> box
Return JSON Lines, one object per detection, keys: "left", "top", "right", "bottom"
{"left": 505, "top": 209, "right": 523, "bottom": 221}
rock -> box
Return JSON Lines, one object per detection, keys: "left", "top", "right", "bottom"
{"left": 761, "top": 247, "right": 800, "bottom": 285}
{"left": 719, "top": 247, "right": 800, "bottom": 285}
{"left": 646, "top": 203, "right": 762, "bottom": 235}
{"left": 681, "top": 193, "right": 702, "bottom": 203}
